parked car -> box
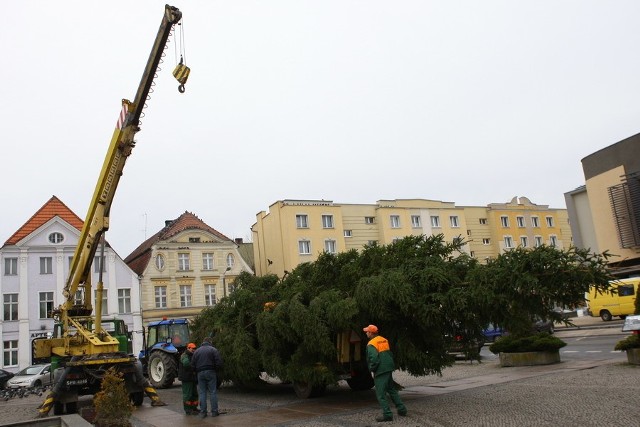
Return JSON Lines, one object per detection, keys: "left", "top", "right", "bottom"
{"left": 482, "top": 318, "right": 554, "bottom": 342}
{"left": 0, "top": 369, "right": 14, "bottom": 389}
{"left": 483, "top": 323, "right": 504, "bottom": 342}
{"left": 6, "top": 364, "right": 52, "bottom": 389}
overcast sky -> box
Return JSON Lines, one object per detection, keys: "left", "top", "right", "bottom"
{"left": 3, "top": 1, "right": 640, "bottom": 258}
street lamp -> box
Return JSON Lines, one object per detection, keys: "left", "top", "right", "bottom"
{"left": 222, "top": 266, "right": 231, "bottom": 298}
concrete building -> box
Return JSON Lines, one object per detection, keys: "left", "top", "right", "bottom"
{"left": 252, "top": 197, "right": 570, "bottom": 277}
{"left": 565, "top": 133, "right": 640, "bottom": 276}
{"left": 125, "top": 212, "right": 254, "bottom": 323}
{"left": 0, "top": 196, "right": 142, "bottom": 371}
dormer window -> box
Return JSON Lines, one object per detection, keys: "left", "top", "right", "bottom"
{"left": 48, "top": 232, "right": 64, "bottom": 244}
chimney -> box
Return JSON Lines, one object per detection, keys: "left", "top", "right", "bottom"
{"left": 165, "top": 220, "right": 173, "bottom": 227}
{"left": 234, "top": 238, "right": 244, "bottom": 244}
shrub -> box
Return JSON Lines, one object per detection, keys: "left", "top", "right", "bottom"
{"left": 489, "top": 333, "right": 567, "bottom": 354}
{"left": 93, "top": 367, "right": 133, "bottom": 427}
{"left": 614, "top": 334, "right": 640, "bottom": 351}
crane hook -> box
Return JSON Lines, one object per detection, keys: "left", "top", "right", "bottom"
{"left": 178, "top": 84, "right": 186, "bottom": 93}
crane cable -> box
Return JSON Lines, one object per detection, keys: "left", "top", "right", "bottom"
{"left": 172, "top": 18, "right": 190, "bottom": 93}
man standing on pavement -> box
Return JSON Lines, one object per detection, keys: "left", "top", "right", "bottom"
{"left": 191, "top": 336, "right": 223, "bottom": 419}
{"left": 363, "top": 324, "right": 407, "bottom": 422}
{"left": 178, "top": 342, "right": 199, "bottom": 415}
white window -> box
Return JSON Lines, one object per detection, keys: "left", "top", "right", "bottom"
{"left": 550, "top": 235, "right": 558, "bottom": 247}
{"left": 365, "top": 217, "right": 375, "bottom": 224}
{"left": 479, "top": 218, "right": 488, "bottom": 225}
{"left": 546, "top": 216, "right": 554, "bottom": 227}
{"left": 324, "top": 240, "right": 337, "bottom": 254}
{"left": 520, "top": 236, "right": 528, "bottom": 247}
{"left": 118, "top": 289, "right": 131, "bottom": 314}
{"left": 178, "top": 253, "right": 190, "bottom": 271}
{"left": 390, "top": 215, "right": 400, "bottom": 228}
{"left": 205, "top": 284, "right": 216, "bottom": 306}
{"left": 296, "top": 214, "right": 309, "bottom": 228}
{"left": 74, "top": 290, "right": 84, "bottom": 306}
{"left": 226, "top": 253, "right": 235, "bottom": 268}
{"left": 504, "top": 236, "right": 514, "bottom": 248}
{"left": 344, "top": 230, "right": 352, "bottom": 237}
{"left": 531, "top": 216, "right": 540, "bottom": 228}
{"left": 450, "top": 216, "right": 459, "bottom": 228}
{"left": 93, "top": 256, "right": 106, "bottom": 273}
{"left": 430, "top": 216, "right": 440, "bottom": 228}
{"left": 155, "top": 254, "right": 165, "bottom": 271}
{"left": 367, "top": 240, "right": 378, "bottom": 246}
{"left": 39, "top": 292, "right": 54, "bottom": 318}
{"left": 4, "top": 258, "right": 17, "bottom": 276}
{"left": 482, "top": 238, "right": 490, "bottom": 245}
{"left": 179, "top": 285, "right": 192, "bottom": 307}
{"left": 3, "top": 340, "right": 18, "bottom": 367}
{"left": 411, "top": 215, "right": 421, "bottom": 228}
{"left": 40, "top": 257, "right": 53, "bottom": 275}
{"left": 155, "top": 286, "right": 167, "bottom": 309}
{"left": 298, "top": 240, "right": 311, "bottom": 255}
{"left": 94, "top": 290, "right": 108, "bottom": 315}
{"left": 202, "top": 253, "right": 214, "bottom": 270}
{"left": 500, "top": 216, "right": 509, "bottom": 227}
{"left": 534, "top": 236, "right": 543, "bottom": 247}
{"left": 3, "top": 294, "right": 18, "bottom": 321}
{"left": 516, "top": 216, "right": 525, "bottom": 228}
{"left": 48, "top": 232, "right": 64, "bottom": 244}
{"left": 322, "top": 215, "right": 334, "bottom": 229}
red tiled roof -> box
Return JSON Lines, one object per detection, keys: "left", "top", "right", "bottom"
{"left": 3, "top": 196, "right": 84, "bottom": 246}
{"left": 124, "top": 211, "right": 232, "bottom": 275}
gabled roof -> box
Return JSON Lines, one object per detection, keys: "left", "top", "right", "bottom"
{"left": 124, "top": 211, "right": 232, "bottom": 275}
{"left": 3, "top": 196, "right": 84, "bottom": 247}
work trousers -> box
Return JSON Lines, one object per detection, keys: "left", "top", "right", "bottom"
{"left": 373, "top": 371, "right": 406, "bottom": 418}
{"left": 181, "top": 381, "right": 199, "bottom": 414}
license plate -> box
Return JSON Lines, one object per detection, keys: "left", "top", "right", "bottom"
{"left": 66, "top": 379, "right": 87, "bottom": 386}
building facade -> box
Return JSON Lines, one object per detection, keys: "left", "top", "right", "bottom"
{"left": 0, "top": 196, "right": 142, "bottom": 371}
{"left": 252, "top": 197, "right": 571, "bottom": 277}
{"left": 125, "top": 212, "right": 254, "bottom": 324}
{"left": 565, "top": 133, "right": 640, "bottom": 276}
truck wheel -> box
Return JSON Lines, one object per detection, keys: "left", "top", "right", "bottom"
{"left": 600, "top": 310, "right": 613, "bottom": 321}
{"left": 148, "top": 352, "right": 177, "bottom": 389}
{"left": 130, "top": 391, "right": 144, "bottom": 406}
{"left": 293, "top": 381, "right": 326, "bottom": 398}
{"left": 346, "top": 373, "right": 374, "bottom": 391}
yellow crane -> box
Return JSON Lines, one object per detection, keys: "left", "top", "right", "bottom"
{"left": 36, "top": 4, "right": 190, "bottom": 416}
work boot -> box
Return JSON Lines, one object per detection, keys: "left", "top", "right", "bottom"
{"left": 376, "top": 415, "right": 393, "bottom": 422}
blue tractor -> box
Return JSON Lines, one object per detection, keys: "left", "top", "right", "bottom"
{"left": 139, "top": 318, "right": 190, "bottom": 389}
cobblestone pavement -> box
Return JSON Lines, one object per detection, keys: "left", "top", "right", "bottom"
{"left": 0, "top": 316, "right": 633, "bottom": 426}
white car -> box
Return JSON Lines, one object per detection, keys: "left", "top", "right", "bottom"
{"left": 6, "top": 364, "right": 52, "bottom": 389}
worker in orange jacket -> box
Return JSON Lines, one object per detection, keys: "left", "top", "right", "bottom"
{"left": 363, "top": 324, "right": 407, "bottom": 422}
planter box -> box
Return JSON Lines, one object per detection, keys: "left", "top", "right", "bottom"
{"left": 626, "top": 348, "right": 640, "bottom": 365}
{"left": 499, "top": 350, "right": 560, "bottom": 367}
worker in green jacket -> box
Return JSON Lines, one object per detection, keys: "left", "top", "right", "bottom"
{"left": 363, "top": 324, "right": 407, "bottom": 422}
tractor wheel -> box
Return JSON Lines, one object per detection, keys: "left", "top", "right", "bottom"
{"left": 147, "top": 352, "right": 178, "bottom": 389}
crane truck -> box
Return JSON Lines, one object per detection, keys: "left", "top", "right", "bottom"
{"left": 35, "top": 4, "right": 190, "bottom": 416}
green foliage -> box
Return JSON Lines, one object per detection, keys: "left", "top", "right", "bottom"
{"left": 191, "top": 236, "right": 615, "bottom": 388}
{"left": 614, "top": 334, "right": 640, "bottom": 351}
{"left": 488, "top": 333, "right": 567, "bottom": 354}
{"left": 92, "top": 367, "right": 132, "bottom": 427}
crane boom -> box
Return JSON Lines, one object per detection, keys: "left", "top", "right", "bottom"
{"left": 41, "top": 3, "right": 187, "bottom": 359}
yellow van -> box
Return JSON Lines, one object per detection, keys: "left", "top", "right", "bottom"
{"left": 588, "top": 278, "right": 639, "bottom": 321}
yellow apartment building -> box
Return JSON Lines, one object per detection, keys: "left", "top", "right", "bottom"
{"left": 252, "top": 197, "right": 570, "bottom": 277}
